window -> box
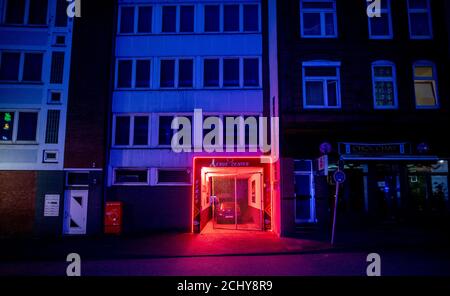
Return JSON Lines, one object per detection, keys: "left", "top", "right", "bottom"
{"left": 300, "top": 0, "right": 337, "bottom": 38}
{"left": 160, "top": 59, "right": 175, "bottom": 88}
{"left": 138, "top": 6, "right": 152, "bottom": 33}
{"left": 178, "top": 59, "right": 193, "bottom": 88}
{"left": 244, "top": 58, "right": 260, "bottom": 87}
{"left": 413, "top": 62, "right": 438, "bottom": 108}
{"left": 302, "top": 62, "right": 341, "bottom": 108}
{"left": 162, "top": 6, "right": 177, "bottom": 33}
{"left": 136, "top": 60, "right": 151, "bottom": 88}
{"left": 120, "top": 7, "right": 135, "bottom": 33}
{"left": 67, "top": 172, "right": 89, "bottom": 187}
{"left": 157, "top": 169, "right": 191, "bottom": 185}
{"left": 224, "top": 5, "right": 239, "bottom": 32}
{"left": 0, "top": 111, "right": 38, "bottom": 143}
{"left": 223, "top": 59, "right": 240, "bottom": 87}
{"left": 372, "top": 61, "right": 398, "bottom": 109}
{"left": 50, "top": 52, "right": 65, "bottom": 84}
{"left": 114, "top": 116, "right": 130, "bottom": 146}
{"left": 407, "top": 0, "right": 432, "bottom": 39}
{"left": 204, "top": 59, "right": 220, "bottom": 87}
{"left": 4, "top": 0, "right": 48, "bottom": 25}
{"left": 0, "top": 52, "right": 43, "bottom": 82}
{"left": 54, "top": 0, "right": 67, "bottom": 27}
{"left": 243, "top": 4, "right": 259, "bottom": 32}
{"left": 180, "top": 6, "right": 194, "bottom": 33}
{"left": 158, "top": 116, "right": 174, "bottom": 146}
{"left": 114, "top": 115, "right": 150, "bottom": 146}
{"left": 114, "top": 169, "right": 148, "bottom": 185}
{"left": 368, "top": 0, "right": 393, "bottom": 39}
{"left": 204, "top": 5, "right": 220, "bottom": 32}
{"left": 117, "top": 60, "right": 132, "bottom": 88}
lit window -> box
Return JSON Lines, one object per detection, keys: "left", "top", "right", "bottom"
{"left": 368, "top": 0, "right": 392, "bottom": 39}
{"left": 300, "top": 0, "right": 337, "bottom": 38}
{"left": 204, "top": 5, "right": 220, "bottom": 32}
{"left": 204, "top": 59, "right": 220, "bottom": 87}
{"left": 372, "top": 61, "right": 398, "bottom": 109}
{"left": 4, "top": 0, "right": 48, "bottom": 25}
{"left": 302, "top": 62, "right": 341, "bottom": 108}
{"left": 0, "top": 111, "right": 38, "bottom": 143}
{"left": 407, "top": 0, "right": 432, "bottom": 39}
{"left": 0, "top": 112, "right": 14, "bottom": 142}
{"left": 114, "top": 169, "right": 148, "bottom": 185}
{"left": 413, "top": 62, "right": 438, "bottom": 108}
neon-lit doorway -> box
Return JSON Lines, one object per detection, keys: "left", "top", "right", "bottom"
{"left": 192, "top": 157, "right": 273, "bottom": 233}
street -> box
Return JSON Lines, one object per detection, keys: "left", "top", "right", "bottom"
{"left": 1, "top": 249, "right": 450, "bottom": 276}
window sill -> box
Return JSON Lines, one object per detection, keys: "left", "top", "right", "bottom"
{"left": 0, "top": 81, "right": 44, "bottom": 86}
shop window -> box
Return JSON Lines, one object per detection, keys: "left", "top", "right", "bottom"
{"left": 204, "top": 5, "right": 220, "bottom": 32}
{"left": 243, "top": 58, "right": 260, "bottom": 87}
{"left": 368, "top": 0, "right": 392, "bottom": 39}
{"left": 407, "top": 0, "right": 432, "bottom": 39}
{"left": 223, "top": 59, "right": 240, "bottom": 87}
{"left": 372, "top": 61, "right": 398, "bottom": 109}
{"left": 302, "top": 62, "right": 341, "bottom": 109}
{"left": 224, "top": 5, "right": 239, "bottom": 32}
{"left": 413, "top": 62, "right": 438, "bottom": 108}
{"left": 204, "top": 59, "right": 220, "bottom": 87}
{"left": 157, "top": 169, "right": 191, "bottom": 185}
{"left": 114, "top": 169, "right": 148, "bottom": 185}
{"left": 243, "top": 4, "right": 259, "bottom": 32}
{"left": 300, "top": 0, "right": 337, "bottom": 38}
{"left": 4, "top": 0, "right": 48, "bottom": 25}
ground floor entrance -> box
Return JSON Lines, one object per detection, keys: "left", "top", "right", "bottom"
{"left": 192, "top": 157, "right": 274, "bottom": 233}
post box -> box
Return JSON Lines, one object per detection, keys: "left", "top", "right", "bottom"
{"left": 104, "top": 201, "right": 122, "bottom": 234}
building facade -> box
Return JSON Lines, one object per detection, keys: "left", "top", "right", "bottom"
{"left": 106, "top": 0, "right": 280, "bottom": 234}
{"left": 278, "top": 0, "right": 450, "bottom": 235}
{"left": 0, "top": 0, "right": 74, "bottom": 237}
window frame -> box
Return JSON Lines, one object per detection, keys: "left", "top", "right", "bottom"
{"left": 413, "top": 60, "right": 439, "bottom": 109}
{"left": 156, "top": 113, "right": 193, "bottom": 148}
{"left": 203, "top": 3, "right": 261, "bottom": 33}
{"left": 160, "top": 4, "right": 196, "bottom": 34}
{"left": 112, "top": 114, "right": 151, "bottom": 148}
{"left": 0, "top": 110, "right": 39, "bottom": 144}
{"left": 159, "top": 58, "right": 195, "bottom": 89}
{"left": 155, "top": 168, "right": 192, "bottom": 186}
{"left": 371, "top": 60, "right": 399, "bottom": 109}
{"left": 300, "top": 0, "right": 338, "bottom": 38}
{"left": 0, "top": 51, "right": 44, "bottom": 84}
{"left": 407, "top": 0, "right": 433, "bottom": 40}
{"left": 2, "top": 0, "right": 49, "bottom": 26}
{"left": 302, "top": 61, "right": 341, "bottom": 109}
{"left": 115, "top": 58, "right": 152, "bottom": 89}
{"left": 113, "top": 168, "right": 150, "bottom": 186}
{"left": 118, "top": 5, "right": 154, "bottom": 35}
{"left": 367, "top": 0, "right": 393, "bottom": 39}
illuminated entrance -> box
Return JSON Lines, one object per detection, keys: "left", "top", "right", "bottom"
{"left": 192, "top": 157, "right": 273, "bottom": 233}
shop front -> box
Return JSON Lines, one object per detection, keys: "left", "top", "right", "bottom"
{"left": 192, "top": 157, "right": 275, "bottom": 233}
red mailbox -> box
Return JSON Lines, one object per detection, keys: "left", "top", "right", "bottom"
{"left": 104, "top": 202, "right": 122, "bottom": 234}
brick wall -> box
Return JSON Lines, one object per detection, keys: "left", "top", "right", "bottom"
{"left": 0, "top": 171, "right": 37, "bottom": 237}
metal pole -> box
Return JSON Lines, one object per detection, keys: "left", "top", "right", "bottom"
{"left": 331, "top": 182, "right": 340, "bottom": 245}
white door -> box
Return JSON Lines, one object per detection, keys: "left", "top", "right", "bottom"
{"left": 63, "top": 190, "right": 89, "bottom": 235}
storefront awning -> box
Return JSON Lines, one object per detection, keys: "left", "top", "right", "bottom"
{"left": 340, "top": 155, "right": 439, "bottom": 162}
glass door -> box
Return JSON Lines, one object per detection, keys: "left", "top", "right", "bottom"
{"left": 212, "top": 175, "right": 237, "bottom": 230}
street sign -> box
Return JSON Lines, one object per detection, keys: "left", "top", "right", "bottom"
{"left": 317, "top": 155, "right": 329, "bottom": 176}
{"left": 333, "top": 170, "right": 346, "bottom": 184}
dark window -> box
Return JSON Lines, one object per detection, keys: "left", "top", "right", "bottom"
{"left": 133, "top": 116, "right": 149, "bottom": 146}
{"left": 67, "top": 172, "right": 89, "bottom": 186}
{"left": 162, "top": 6, "right": 176, "bottom": 33}
{"left": 120, "top": 7, "right": 134, "bottom": 33}
{"left": 158, "top": 170, "right": 190, "bottom": 184}
{"left": 223, "top": 59, "right": 239, "bottom": 87}
{"left": 54, "top": 0, "right": 67, "bottom": 27}
{"left": 224, "top": 5, "right": 239, "bottom": 32}
{"left": 17, "top": 112, "right": 38, "bottom": 141}
{"left": 45, "top": 110, "right": 60, "bottom": 144}
{"left": 160, "top": 60, "right": 175, "bottom": 88}
{"left": 159, "top": 116, "right": 174, "bottom": 145}
{"left": 243, "top": 4, "right": 259, "bottom": 31}
{"left": 204, "top": 5, "right": 220, "bottom": 32}
{"left": 0, "top": 52, "right": 21, "bottom": 81}
{"left": 28, "top": 0, "right": 48, "bottom": 25}
{"left": 178, "top": 59, "right": 193, "bottom": 88}
{"left": 204, "top": 59, "right": 219, "bottom": 87}
{"left": 244, "top": 58, "right": 259, "bottom": 87}
{"left": 22, "top": 53, "right": 43, "bottom": 82}
{"left": 138, "top": 6, "right": 152, "bottom": 33}
{"left": 115, "top": 116, "right": 130, "bottom": 145}
{"left": 135, "top": 60, "right": 151, "bottom": 88}
{"left": 50, "top": 52, "right": 65, "bottom": 84}
{"left": 115, "top": 169, "right": 148, "bottom": 184}
{"left": 117, "top": 60, "right": 132, "bottom": 88}
{"left": 0, "top": 112, "right": 14, "bottom": 141}
{"left": 5, "top": 0, "right": 25, "bottom": 24}
{"left": 180, "top": 6, "right": 194, "bottom": 32}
